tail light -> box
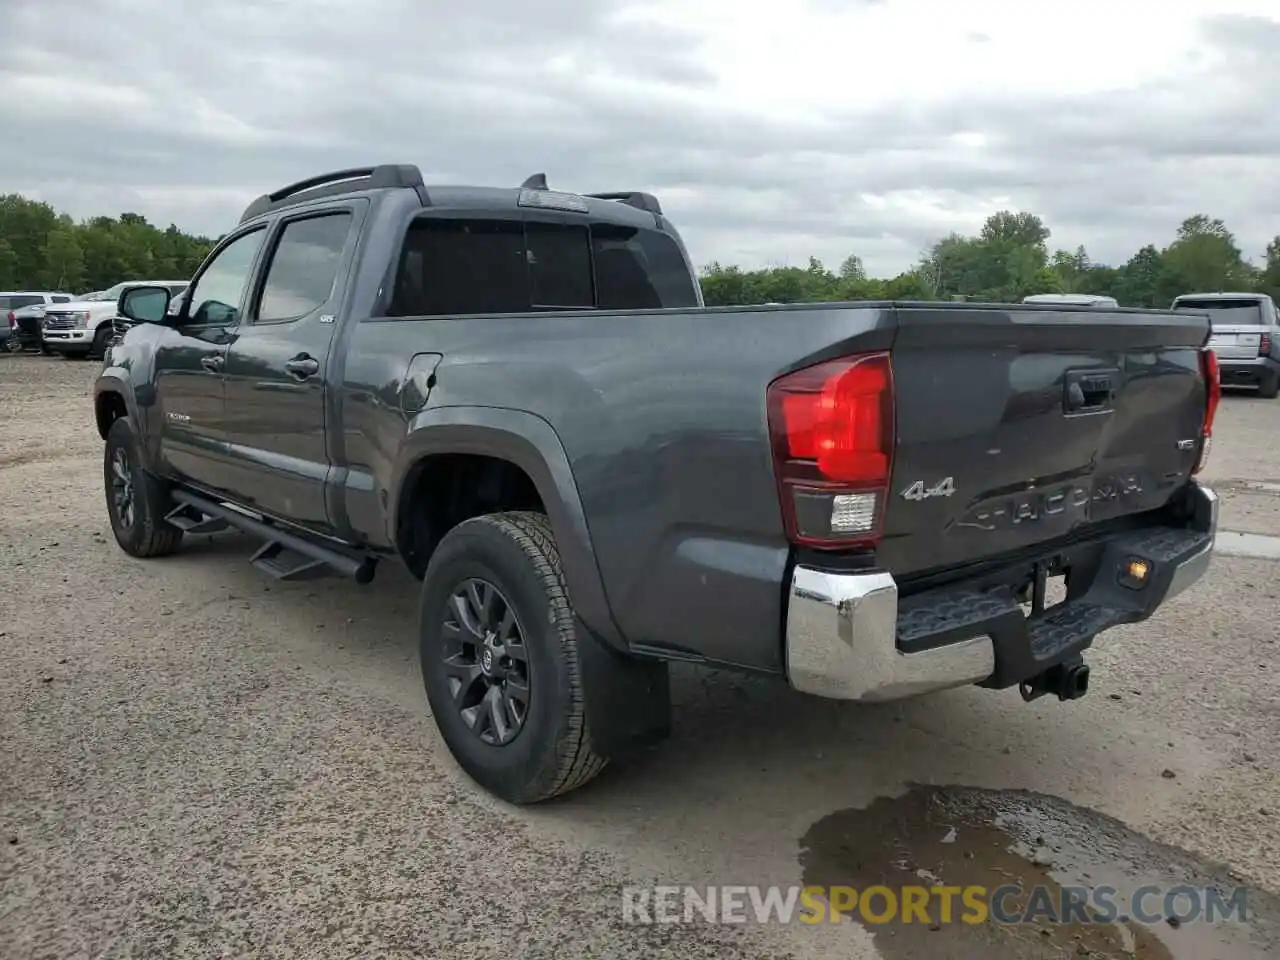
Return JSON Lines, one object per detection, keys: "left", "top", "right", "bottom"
{"left": 766, "top": 352, "right": 895, "bottom": 548}
{"left": 1260, "top": 332, "right": 1271, "bottom": 357}
{"left": 6, "top": 311, "right": 14, "bottom": 328}
{"left": 1194, "top": 348, "right": 1220, "bottom": 475}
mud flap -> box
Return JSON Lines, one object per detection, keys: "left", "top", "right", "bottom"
{"left": 575, "top": 618, "right": 672, "bottom": 760}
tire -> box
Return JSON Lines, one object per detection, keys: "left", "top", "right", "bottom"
{"left": 1258, "top": 372, "right": 1279, "bottom": 400}
{"left": 419, "top": 511, "right": 607, "bottom": 804}
{"left": 90, "top": 326, "right": 111, "bottom": 360}
{"left": 104, "top": 417, "right": 184, "bottom": 558}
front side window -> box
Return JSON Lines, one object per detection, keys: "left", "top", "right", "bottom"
{"left": 185, "top": 229, "right": 265, "bottom": 325}
{"left": 257, "top": 213, "right": 352, "bottom": 322}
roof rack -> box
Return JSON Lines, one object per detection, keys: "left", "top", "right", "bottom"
{"left": 516, "top": 172, "right": 663, "bottom": 216}
{"left": 239, "top": 164, "right": 428, "bottom": 223}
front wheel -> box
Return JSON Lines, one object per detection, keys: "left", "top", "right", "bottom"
{"left": 419, "top": 512, "right": 607, "bottom": 804}
{"left": 104, "top": 417, "right": 184, "bottom": 558}
{"left": 90, "top": 327, "right": 111, "bottom": 360}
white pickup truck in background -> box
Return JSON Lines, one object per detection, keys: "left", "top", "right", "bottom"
{"left": 42, "top": 280, "right": 188, "bottom": 359}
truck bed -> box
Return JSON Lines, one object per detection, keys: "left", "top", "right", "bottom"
{"left": 339, "top": 299, "right": 1212, "bottom": 674}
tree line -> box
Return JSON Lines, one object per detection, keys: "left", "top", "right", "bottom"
{"left": 0, "top": 195, "right": 214, "bottom": 294}
{"left": 2, "top": 192, "right": 1277, "bottom": 308}
{"left": 700, "top": 210, "right": 1280, "bottom": 308}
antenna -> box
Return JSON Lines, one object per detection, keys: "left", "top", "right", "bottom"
{"left": 520, "top": 173, "right": 549, "bottom": 190}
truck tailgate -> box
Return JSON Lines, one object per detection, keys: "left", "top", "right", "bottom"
{"left": 880, "top": 305, "right": 1211, "bottom": 579}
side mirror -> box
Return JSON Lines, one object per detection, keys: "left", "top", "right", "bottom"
{"left": 118, "top": 286, "right": 172, "bottom": 325}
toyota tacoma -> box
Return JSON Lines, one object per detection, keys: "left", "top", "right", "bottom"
{"left": 94, "top": 164, "right": 1220, "bottom": 803}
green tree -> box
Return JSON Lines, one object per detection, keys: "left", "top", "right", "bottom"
{"left": 1161, "top": 215, "right": 1247, "bottom": 295}
{"left": 838, "top": 254, "right": 866, "bottom": 282}
{"left": 40, "top": 225, "right": 86, "bottom": 291}
{"left": 1257, "top": 236, "right": 1280, "bottom": 301}
{"left": 0, "top": 237, "right": 18, "bottom": 289}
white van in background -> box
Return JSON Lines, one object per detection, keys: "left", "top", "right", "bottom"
{"left": 1022, "top": 293, "right": 1120, "bottom": 308}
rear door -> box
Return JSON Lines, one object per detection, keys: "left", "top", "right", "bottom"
{"left": 880, "top": 304, "right": 1210, "bottom": 578}
{"left": 219, "top": 202, "right": 363, "bottom": 533}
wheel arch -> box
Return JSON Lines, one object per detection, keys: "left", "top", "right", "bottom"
{"left": 390, "top": 406, "right": 624, "bottom": 649}
{"left": 93, "top": 375, "right": 140, "bottom": 441}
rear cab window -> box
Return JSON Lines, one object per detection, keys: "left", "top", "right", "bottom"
{"left": 0, "top": 295, "right": 43, "bottom": 310}
{"left": 387, "top": 215, "right": 699, "bottom": 317}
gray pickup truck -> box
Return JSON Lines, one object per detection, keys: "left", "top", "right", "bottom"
{"left": 95, "top": 164, "right": 1220, "bottom": 804}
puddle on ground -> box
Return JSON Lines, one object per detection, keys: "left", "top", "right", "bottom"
{"left": 800, "top": 785, "right": 1278, "bottom": 959}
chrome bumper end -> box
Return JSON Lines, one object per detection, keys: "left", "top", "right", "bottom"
{"left": 784, "top": 567, "right": 995, "bottom": 702}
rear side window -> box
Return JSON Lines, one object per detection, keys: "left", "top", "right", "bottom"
{"left": 388, "top": 216, "right": 697, "bottom": 317}
{"left": 257, "top": 213, "right": 352, "bottom": 322}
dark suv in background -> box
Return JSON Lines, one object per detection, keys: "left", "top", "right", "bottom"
{"left": 2, "top": 291, "right": 76, "bottom": 352}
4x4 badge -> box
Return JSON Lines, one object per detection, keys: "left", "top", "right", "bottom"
{"left": 901, "top": 477, "right": 956, "bottom": 501}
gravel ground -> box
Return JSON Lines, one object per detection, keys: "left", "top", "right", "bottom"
{"left": 1, "top": 354, "right": 1278, "bottom": 959}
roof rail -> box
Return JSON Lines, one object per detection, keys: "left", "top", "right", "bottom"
{"left": 239, "top": 164, "right": 427, "bottom": 223}
{"left": 517, "top": 172, "right": 663, "bottom": 216}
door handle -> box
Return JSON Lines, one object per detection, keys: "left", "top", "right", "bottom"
{"left": 284, "top": 355, "right": 320, "bottom": 380}
{"left": 200, "top": 355, "right": 225, "bottom": 373}
{"left": 1063, "top": 369, "right": 1117, "bottom": 414}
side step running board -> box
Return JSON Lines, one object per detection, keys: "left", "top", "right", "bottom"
{"left": 163, "top": 502, "right": 232, "bottom": 535}
{"left": 169, "top": 489, "right": 377, "bottom": 584}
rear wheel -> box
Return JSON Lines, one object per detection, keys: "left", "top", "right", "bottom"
{"left": 1258, "top": 371, "right": 1279, "bottom": 400}
{"left": 104, "top": 417, "right": 184, "bottom": 558}
{"left": 419, "top": 511, "right": 607, "bottom": 803}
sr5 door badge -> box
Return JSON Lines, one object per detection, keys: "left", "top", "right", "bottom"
{"left": 901, "top": 477, "right": 956, "bottom": 501}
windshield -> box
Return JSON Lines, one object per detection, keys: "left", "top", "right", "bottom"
{"left": 97, "top": 283, "right": 129, "bottom": 301}
{"left": 1174, "top": 299, "right": 1264, "bottom": 326}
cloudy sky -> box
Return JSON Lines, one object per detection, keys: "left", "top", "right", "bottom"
{"left": 2, "top": 0, "right": 1277, "bottom": 277}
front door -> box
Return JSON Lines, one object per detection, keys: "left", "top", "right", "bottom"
{"left": 152, "top": 227, "right": 267, "bottom": 490}
{"left": 219, "top": 205, "right": 362, "bottom": 533}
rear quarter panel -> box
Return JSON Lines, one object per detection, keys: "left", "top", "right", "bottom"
{"left": 340, "top": 304, "right": 893, "bottom": 672}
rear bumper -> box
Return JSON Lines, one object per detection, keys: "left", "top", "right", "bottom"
{"left": 1216, "top": 356, "right": 1279, "bottom": 386}
{"left": 784, "top": 483, "right": 1218, "bottom": 702}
